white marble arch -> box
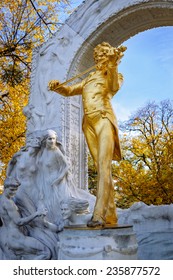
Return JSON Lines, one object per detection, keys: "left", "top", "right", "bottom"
{"left": 28, "top": 0, "right": 173, "bottom": 189}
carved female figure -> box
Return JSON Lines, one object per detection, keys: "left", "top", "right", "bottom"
{"left": 37, "top": 130, "right": 95, "bottom": 225}
{"left": 37, "top": 130, "right": 69, "bottom": 225}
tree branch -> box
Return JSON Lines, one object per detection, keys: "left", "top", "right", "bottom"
{"left": 29, "top": 0, "right": 53, "bottom": 34}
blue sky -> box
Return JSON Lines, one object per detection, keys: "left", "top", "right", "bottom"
{"left": 113, "top": 26, "right": 173, "bottom": 121}
{"left": 62, "top": 2, "right": 173, "bottom": 122}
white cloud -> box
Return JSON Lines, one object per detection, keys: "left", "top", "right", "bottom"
{"left": 112, "top": 101, "right": 132, "bottom": 122}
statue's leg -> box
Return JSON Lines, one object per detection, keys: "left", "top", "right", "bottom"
{"left": 87, "top": 118, "right": 115, "bottom": 227}
{"left": 10, "top": 236, "right": 51, "bottom": 260}
{"left": 105, "top": 179, "right": 118, "bottom": 225}
{"left": 82, "top": 116, "right": 98, "bottom": 168}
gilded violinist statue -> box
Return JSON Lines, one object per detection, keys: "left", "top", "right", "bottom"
{"left": 48, "top": 42, "right": 126, "bottom": 228}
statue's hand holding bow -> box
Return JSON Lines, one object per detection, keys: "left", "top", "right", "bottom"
{"left": 107, "top": 46, "right": 126, "bottom": 66}
{"left": 48, "top": 80, "right": 60, "bottom": 91}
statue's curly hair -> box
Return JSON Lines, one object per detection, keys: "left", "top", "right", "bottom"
{"left": 93, "top": 42, "right": 112, "bottom": 61}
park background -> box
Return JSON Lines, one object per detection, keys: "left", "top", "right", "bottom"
{"left": 0, "top": 0, "right": 173, "bottom": 207}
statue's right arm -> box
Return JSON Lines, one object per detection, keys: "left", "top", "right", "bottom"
{"left": 48, "top": 80, "right": 84, "bottom": 97}
{"left": 14, "top": 209, "right": 46, "bottom": 226}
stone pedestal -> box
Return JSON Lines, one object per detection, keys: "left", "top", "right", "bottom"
{"left": 58, "top": 224, "right": 138, "bottom": 260}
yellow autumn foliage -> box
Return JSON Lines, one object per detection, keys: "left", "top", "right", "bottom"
{"left": 0, "top": 0, "right": 74, "bottom": 182}
{"left": 113, "top": 100, "right": 173, "bottom": 208}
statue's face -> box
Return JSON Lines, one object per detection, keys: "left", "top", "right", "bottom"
{"left": 5, "top": 186, "right": 18, "bottom": 198}
{"left": 46, "top": 133, "right": 56, "bottom": 148}
{"left": 94, "top": 45, "right": 110, "bottom": 70}
{"left": 61, "top": 204, "right": 71, "bottom": 220}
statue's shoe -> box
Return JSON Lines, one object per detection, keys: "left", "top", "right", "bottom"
{"left": 87, "top": 219, "right": 105, "bottom": 228}
{"left": 105, "top": 215, "right": 118, "bottom": 225}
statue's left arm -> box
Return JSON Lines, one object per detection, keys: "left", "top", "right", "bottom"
{"left": 106, "top": 48, "right": 124, "bottom": 95}
{"left": 43, "top": 218, "right": 64, "bottom": 232}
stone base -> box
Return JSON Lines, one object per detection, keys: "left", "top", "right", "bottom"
{"left": 58, "top": 224, "right": 138, "bottom": 260}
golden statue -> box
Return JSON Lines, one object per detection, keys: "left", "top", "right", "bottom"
{"left": 48, "top": 42, "right": 126, "bottom": 228}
